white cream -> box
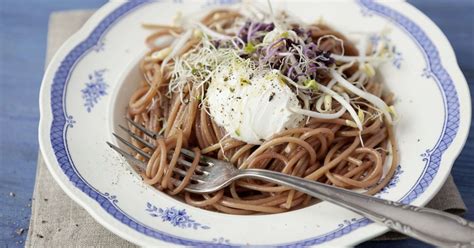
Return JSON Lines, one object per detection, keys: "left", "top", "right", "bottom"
{"left": 206, "top": 64, "right": 303, "bottom": 145}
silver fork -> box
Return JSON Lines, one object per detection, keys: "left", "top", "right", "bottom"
{"left": 108, "top": 117, "right": 474, "bottom": 247}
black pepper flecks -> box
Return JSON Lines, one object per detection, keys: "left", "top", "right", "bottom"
{"left": 268, "top": 92, "right": 275, "bottom": 102}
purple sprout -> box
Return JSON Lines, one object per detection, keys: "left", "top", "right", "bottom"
{"left": 267, "top": 39, "right": 334, "bottom": 82}
{"left": 238, "top": 21, "right": 275, "bottom": 43}
{"left": 220, "top": 20, "right": 335, "bottom": 82}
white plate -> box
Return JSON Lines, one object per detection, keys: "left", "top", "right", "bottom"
{"left": 38, "top": 0, "right": 471, "bottom": 246}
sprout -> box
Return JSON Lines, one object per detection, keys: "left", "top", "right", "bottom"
{"left": 161, "top": 29, "right": 194, "bottom": 74}
{"left": 145, "top": 47, "right": 173, "bottom": 62}
{"left": 332, "top": 85, "right": 345, "bottom": 93}
{"left": 362, "top": 62, "right": 376, "bottom": 77}
{"left": 196, "top": 23, "right": 233, "bottom": 41}
{"left": 330, "top": 69, "right": 392, "bottom": 124}
{"left": 304, "top": 79, "right": 318, "bottom": 90}
{"left": 388, "top": 105, "right": 398, "bottom": 119}
{"left": 290, "top": 105, "right": 346, "bottom": 120}
{"left": 345, "top": 120, "right": 359, "bottom": 128}
{"left": 193, "top": 29, "right": 203, "bottom": 39}
{"left": 244, "top": 42, "right": 256, "bottom": 54}
{"left": 318, "top": 83, "right": 363, "bottom": 130}
{"left": 286, "top": 71, "right": 362, "bottom": 130}
{"left": 358, "top": 107, "right": 365, "bottom": 123}
{"left": 324, "top": 94, "right": 332, "bottom": 111}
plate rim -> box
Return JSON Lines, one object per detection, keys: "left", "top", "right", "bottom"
{"left": 38, "top": 0, "right": 472, "bottom": 246}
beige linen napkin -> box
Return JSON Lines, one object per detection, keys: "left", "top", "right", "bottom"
{"left": 26, "top": 10, "right": 467, "bottom": 247}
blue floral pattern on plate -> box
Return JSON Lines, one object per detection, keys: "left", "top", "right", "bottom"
{"left": 378, "top": 165, "right": 404, "bottom": 195}
{"left": 146, "top": 202, "right": 210, "bottom": 230}
{"left": 66, "top": 115, "right": 76, "bottom": 128}
{"left": 104, "top": 192, "right": 118, "bottom": 204}
{"left": 211, "top": 237, "right": 231, "bottom": 244}
{"left": 81, "top": 69, "right": 108, "bottom": 112}
{"left": 369, "top": 33, "right": 403, "bottom": 69}
{"left": 422, "top": 67, "right": 433, "bottom": 78}
{"left": 93, "top": 39, "right": 105, "bottom": 52}
{"left": 337, "top": 218, "right": 359, "bottom": 228}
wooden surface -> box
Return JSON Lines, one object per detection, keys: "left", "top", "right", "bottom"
{"left": 0, "top": 0, "right": 472, "bottom": 247}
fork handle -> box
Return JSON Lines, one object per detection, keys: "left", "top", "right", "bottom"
{"left": 238, "top": 169, "right": 474, "bottom": 247}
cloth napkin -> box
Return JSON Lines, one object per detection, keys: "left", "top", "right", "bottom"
{"left": 26, "top": 10, "right": 467, "bottom": 247}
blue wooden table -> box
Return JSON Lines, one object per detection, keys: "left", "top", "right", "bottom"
{"left": 0, "top": 1, "right": 472, "bottom": 247}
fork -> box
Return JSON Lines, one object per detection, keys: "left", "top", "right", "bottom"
{"left": 107, "top": 117, "right": 474, "bottom": 247}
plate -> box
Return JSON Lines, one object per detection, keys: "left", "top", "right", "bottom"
{"left": 38, "top": 0, "right": 471, "bottom": 246}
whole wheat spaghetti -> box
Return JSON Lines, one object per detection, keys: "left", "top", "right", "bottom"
{"left": 126, "top": 6, "right": 399, "bottom": 214}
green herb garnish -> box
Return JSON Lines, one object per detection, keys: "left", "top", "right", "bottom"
{"left": 304, "top": 79, "right": 319, "bottom": 90}
{"left": 240, "top": 78, "right": 251, "bottom": 86}
{"left": 280, "top": 31, "right": 289, "bottom": 38}
{"left": 243, "top": 42, "right": 256, "bottom": 54}
{"left": 278, "top": 75, "right": 286, "bottom": 86}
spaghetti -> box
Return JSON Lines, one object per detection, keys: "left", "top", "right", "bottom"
{"left": 126, "top": 7, "right": 399, "bottom": 214}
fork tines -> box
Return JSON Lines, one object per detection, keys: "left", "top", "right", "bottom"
{"left": 107, "top": 117, "right": 210, "bottom": 180}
